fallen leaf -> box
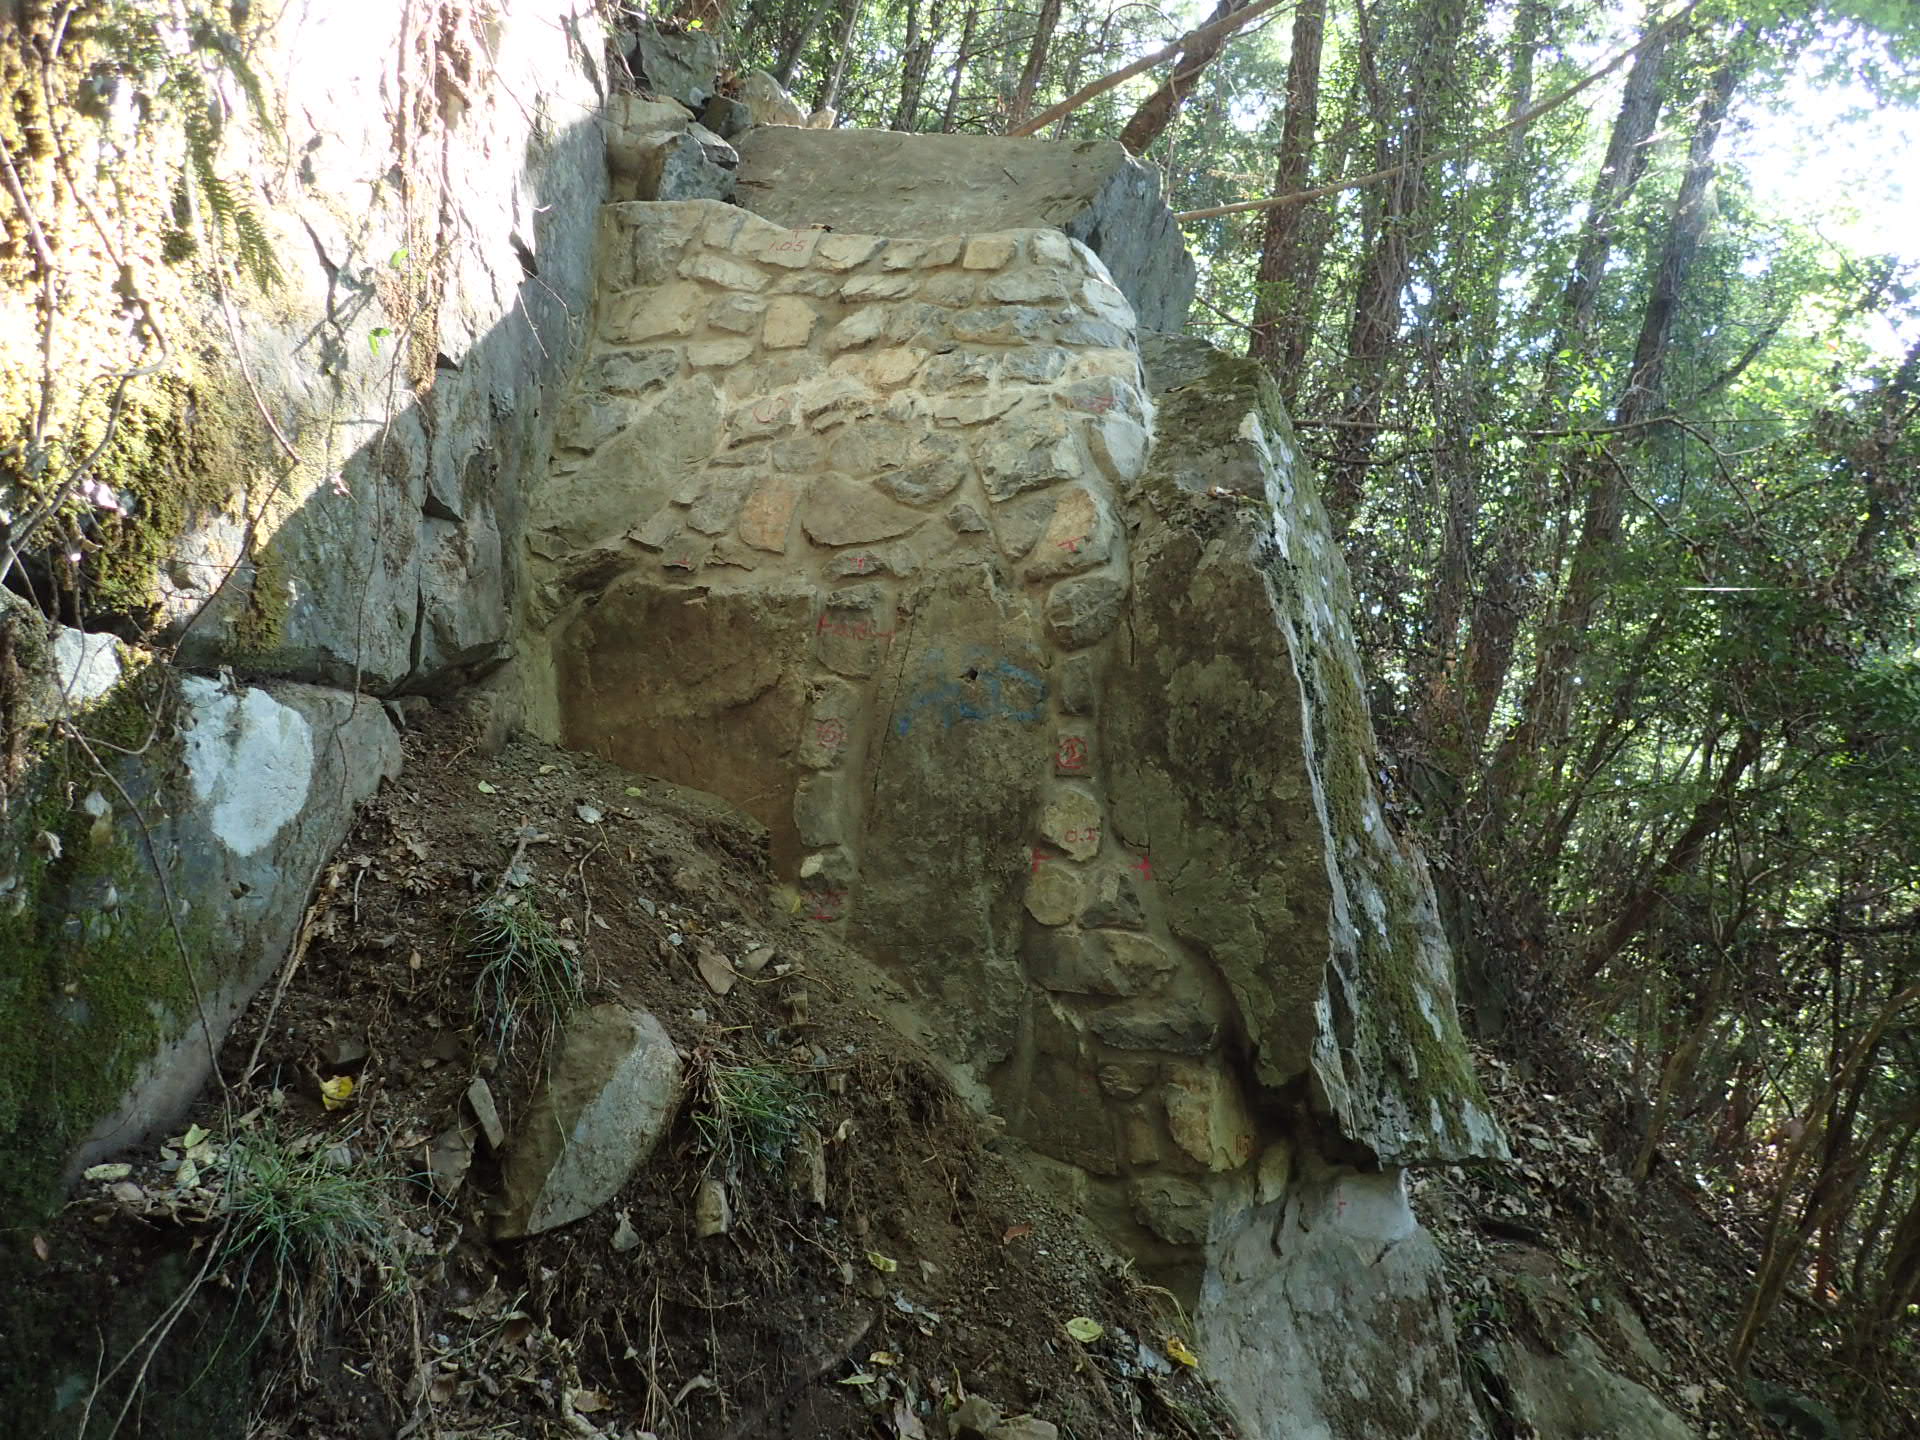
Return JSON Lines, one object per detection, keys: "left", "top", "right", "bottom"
{"left": 109, "top": 1182, "right": 145, "bottom": 1205}
{"left": 1165, "top": 1334, "right": 1200, "bottom": 1368}
{"left": 476, "top": 780, "right": 497, "bottom": 794}
{"left": 866, "top": 1250, "right": 898, "bottom": 1274}
{"left": 576, "top": 803, "right": 603, "bottom": 824}
{"left": 695, "top": 945, "right": 737, "bottom": 996}
{"left": 32, "top": 1234, "right": 49, "bottom": 1261}
{"left": 1064, "top": 1316, "right": 1103, "bottom": 1343}
{"left": 176, "top": 1157, "right": 199, "bottom": 1188}
{"left": 319, "top": 1075, "right": 355, "bottom": 1110}
{"left": 1001, "top": 1223, "right": 1033, "bottom": 1245}
{"left": 869, "top": 1351, "right": 897, "bottom": 1366}
{"left": 570, "top": 1389, "right": 610, "bottom": 1413}
{"left": 892, "top": 1400, "right": 929, "bottom": 1439}
{"left": 84, "top": 1163, "right": 133, "bottom": 1182}
{"left": 625, "top": 785, "right": 646, "bottom": 797}
{"left": 539, "top": 764, "right": 558, "bottom": 775}
{"left": 740, "top": 944, "right": 777, "bottom": 975}
{"left": 838, "top": 1372, "right": 877, "bottom": 1387}
{"left": 429, "top": 1374, "right": 458, "bottom": 1403}
{"left": 180, "top": 1123, "right": 209, "bottom": 1149}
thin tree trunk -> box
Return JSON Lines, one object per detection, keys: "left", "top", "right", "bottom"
{"left": 1581, "top": 724, "right": 1764, "bottom": 982}
{"left": 1632, "top": 948, "right": 1730, "bottom": 1180}
{"left": 1008, "top": 0, "right": 1063, "bottom": 130}
{"left": 1730, "top": 983, "right": 1920, "bottom": 1372}
{"left": 1008, "top": 0, "right": 1291, "bottom": 138}
{"left": 1452, "top": 20, "right": 1675, "bottom": 768}
{"left": 1325, "top": 0, "right": 1472, "bottom": 532}
{"left": 890, "top": 0, "right": 926, "bottom": 132}
{"left": 1489, "top": 53, "right": 1743, "bottom": 817}
{"left": 940, "top": 0, "right": 979, "bottom": 132}
{"left": 771, "top": 0, "right": 833, "bottom": 86}
{"left": 1116, "top": 0, "right": 1251, "bottom": 155}
{"left": 814, "top": 0, "right": 859, "bottom": 113}
{"left": 1248, "top": 0, "right": 1326, "bottom": 392}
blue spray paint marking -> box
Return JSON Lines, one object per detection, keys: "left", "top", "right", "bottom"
{"left": 895, "top": 648, "right": 1049, "bottom": 735}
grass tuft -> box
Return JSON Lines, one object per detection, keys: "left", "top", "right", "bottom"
{"left": 220, "top": 1127, "right": 402, "bottom": 1371}
{"left": 691, "top": 1061, "right": 816, "bottom": 1177}
{"left": 460, "top": 890, "right": 582, "bottom": 1050}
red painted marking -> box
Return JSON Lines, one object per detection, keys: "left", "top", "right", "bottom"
{"left": 849, "top": 555, "right": 875, "bottom": 573}
{"left": 1055, "top": 536, "right": 1083, "bottom": 553}
{"left": 1030, "top": 846, "right": 1048, "bottom": 875}
{"left": 813, "top": 718, "right": 849, "bottom": 750}
{"left": 1056, "top": 736, "right": 1089, "bottom": 772}
{"left": 752, "top": 399, "right": 783, "bottom": 424}
{"left": 1131, "top": 853, "right": 1152, "bottom": 882}
{"left": 1062, "top": 826, "right": 1101, "bottom": 847}
{"left": 809, "top": 887, "right": 848, "bottom": 921}
{"left": 817, "top": 615, "right": 897, "bottom": 640}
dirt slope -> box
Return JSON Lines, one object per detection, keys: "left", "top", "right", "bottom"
{"left": 19, "top": 701, "right": 1236, "bottom": 1440}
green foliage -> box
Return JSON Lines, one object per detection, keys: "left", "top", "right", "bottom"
{"left": 91, "top": 0, "right": 282, "bottom": 290}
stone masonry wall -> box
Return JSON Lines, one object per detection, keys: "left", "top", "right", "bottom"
{"left": 526, "top": 195, "right": 1503, "bottom": 1332}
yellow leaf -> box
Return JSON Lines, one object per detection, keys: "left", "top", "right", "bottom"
{"left": 477, "top": 780, "right": 497, "bottom": 794}
{"left": 869, "top": 1351, "right": 897, "bottom": 1366}
{"left": 866, "top": 1250, "right": 898, "bottom": 1273}
{"left": 1165, "top": 1335, "right": 1200, "bottom": 1368}
{"left": 839, "top": 1372, "right": 877, "bottom": 1386}
{"left": 320, "top": 1075, "right": 355, "bottom": 1110}
{"left": 181, "top": 1123, "right": 209, "bottom": 1149}
{"left": 1064, "top": 1316, "right": 1103, "bottom": 1343}
{"left": 625, "top": 786, "right": 646, "bottom": 797}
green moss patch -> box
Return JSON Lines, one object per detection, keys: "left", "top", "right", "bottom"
{"left": 0, "top": 663, "right": 212, "bottom": 1218}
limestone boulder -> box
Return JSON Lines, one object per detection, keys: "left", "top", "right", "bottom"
{"left": 623, "top": 22, "right": 721, "bottom": 112}
{"left": 494, "top": 1006, "right": 683, "bottom": 1237}
{"left": 733, "top": 129, "right": 1196, "bottom": 331}
{"left": 1498, "top": 1333, "right": 1695, "bottom": 1440}
{"left": 1201, "top": 1169, "right": 1483, "bottom": 1439}
{"left": 1, "top": 620, "right": 400, "bottom": 1207}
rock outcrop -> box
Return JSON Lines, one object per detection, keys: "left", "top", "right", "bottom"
{"left": 2, "top": 598, "right": 400, "bottom": 1198}
{"left": 0, "top": 0, "right": 603, "bottom": 1211}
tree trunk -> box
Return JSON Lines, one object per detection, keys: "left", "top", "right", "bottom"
{"left": 1116, "top": 0, "right": 1250, "bottom": 156}
{"left": 1247, "top": 0, "right": 1326, "bottom": 394}
{"left": 814, "top": 0, "right": 860, "bottom": 113}
{"left": 1454, "top": 20, "right": 1675, "bottom": 769}
{"left": 771, "top": 0, "right": 833, "bottom": 87}
{"left": 1582, "top": 723, "right": 1764, "bottom": 983}
{"left": 1324, "top": 0, "right": 1472, "bottom": 533}
{"left": 1730, "top": 982, "right": 1920, "bottom": 1372}
{"left": 940, "top": 0, "right": 980, "bottom": 132}
{"left": 1489, "top": 52, "right": 1743, "bottom": 819}
{"left": 890, "top": 0, "right": 926, "bottom": 132}
{"left": 1008, "top": 0, "right": 1063, "bottom": 131}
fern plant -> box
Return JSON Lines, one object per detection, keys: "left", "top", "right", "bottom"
{"left": 93, "top": 0, "right": 282, "bottom": 290}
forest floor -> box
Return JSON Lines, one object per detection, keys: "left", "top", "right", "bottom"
{"left": 20, "top": 698, "right": 1912, "bottom": 1438}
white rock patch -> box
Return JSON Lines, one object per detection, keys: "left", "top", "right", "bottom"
{"left": 179, "top": 677, "right": 315, "bottom": 857}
